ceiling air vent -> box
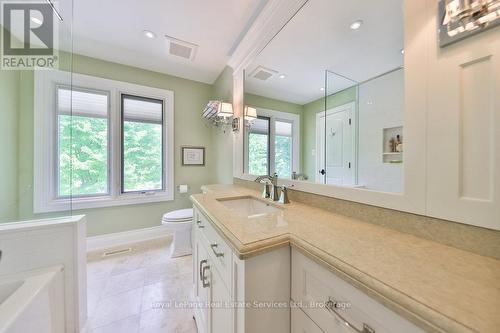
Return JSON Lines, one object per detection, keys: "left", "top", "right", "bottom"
{"left": 165, "top": 35, "right": 198, "bottom": 61}
{"left": 250, "top": 66, "right": 278, "bottom": 81}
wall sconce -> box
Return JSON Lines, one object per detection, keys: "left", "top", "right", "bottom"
{"left": 243, "top": 106, "right": 257, "bottom": 129}
{"left": 244, "top": 106, "right": 257, "bottom": 121}
{"left": 218, "top": 102, "right": 234, "bottom": 118}
{"left": 202, "top": 100, "right": 239, "bottom": 132}
{"left": 439, "top": 0, "right": 500, "bottom": 47}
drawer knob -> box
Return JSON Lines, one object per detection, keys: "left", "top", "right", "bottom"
{"left": 326, "top": 298, "right": 375, "bottom": 333}
{"left": 210, "top": 243, "right": 224, "bottom": 258}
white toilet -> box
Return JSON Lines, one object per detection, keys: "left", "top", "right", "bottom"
{"left": 161, "top": 208, "right": 193, "bottom": 258}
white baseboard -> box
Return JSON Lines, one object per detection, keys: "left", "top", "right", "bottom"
{"left": 86, "top": 225, "right": 171, "bottom": 252}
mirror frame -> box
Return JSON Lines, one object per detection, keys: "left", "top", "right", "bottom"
{"left": 229, "top": 0, "right": 427, "bottom": 215}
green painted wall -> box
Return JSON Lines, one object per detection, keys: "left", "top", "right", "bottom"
{"left": 0, "top": 43, "right": 355, "bottom": 236}
{"left": 302, "top": 87, "right": 357, "bottom": 180}
{"left": 0, "top": 68, "right": 20, "bottom": 221}
{"left": 245, "top": 93, "right": 303, "bottom": 115}
{"left": 211, "top": 66, "right": 234, "bottom": 184}
{"left": 3, "top": 53, "right": 217, "bottom": 236}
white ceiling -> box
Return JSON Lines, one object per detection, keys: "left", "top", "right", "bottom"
{"left": 72, "top": 0, "right": 267, "bottom": 84}
{"left": 245, "top": 0, "right": 404, "bottom": 105}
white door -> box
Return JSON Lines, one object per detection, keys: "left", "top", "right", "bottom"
{"left": 316, "top": 102, "right": 356, "bottom": 186}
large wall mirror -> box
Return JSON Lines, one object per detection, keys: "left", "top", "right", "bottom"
{"left": 243, "top": 0, "right": 405, "bottom": 193}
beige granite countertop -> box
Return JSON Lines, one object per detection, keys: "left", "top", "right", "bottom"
{"left": 190, "top": 184, "right": 500, "bottom": 333}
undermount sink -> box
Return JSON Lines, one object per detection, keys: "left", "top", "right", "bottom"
{"left": 217, "top": 196, "right": 283, "bottom": 218}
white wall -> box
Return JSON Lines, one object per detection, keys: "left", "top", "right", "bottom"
{"left": 358, "top": 69, "right": 404, "bottom": 193}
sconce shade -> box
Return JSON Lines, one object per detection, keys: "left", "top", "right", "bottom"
{"left": 245, "top": 106, "right": 257, "bottom": 120}
{"left": 218, "top": 102, "right": 234, "bottom": 117}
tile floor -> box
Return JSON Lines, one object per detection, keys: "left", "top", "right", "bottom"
{"left": 86, "top": 237, "right": 197, "bottom": 333}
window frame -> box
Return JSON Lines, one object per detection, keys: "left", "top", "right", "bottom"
{"left": 34, "top": 70, "right": 174, "bottom": 213}
{"left": 244, "top": 107, "right": 300, "bottom": 178}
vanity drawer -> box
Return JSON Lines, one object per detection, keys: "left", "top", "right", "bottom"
{"left": 291, "top": 248, "right": 425, "bottom": 333}
{"left": 194, "top": 207, "right": 232, "bottom": 288}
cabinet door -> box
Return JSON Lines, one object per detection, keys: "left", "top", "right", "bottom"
{"left": 291, "top": 308, "right": 323, "bottom": 333}
{"left": 210, "top": 263, "right": 233, "bottom": 333}
{"left": 194, "top": 235, "right": 211, "bottom": 333}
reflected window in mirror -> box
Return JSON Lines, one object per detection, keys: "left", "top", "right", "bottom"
{"left": 244, "top": 109, "right": 300, "bottom": 178}
{"left": 247, "top": 116, "right": 270, "bottom": 176}
{"left": 275, "top": 120, "right": 293, "bottom": 179}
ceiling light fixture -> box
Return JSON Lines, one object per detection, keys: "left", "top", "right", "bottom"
{"left": 350, "top": 20, "right": 363, "bottom": 30}
{"left": 30, "top": 17, "right": 43, "bottom": 25}
{"left": 400, "top": 48, "right": 405, "bottom": 54}
{"left": 320, "top": 87, "right": 325, "bottom": 91}
{"left": 279, "top": 74, "right": 286, "bottom": 79}
{"left": 143, "top": 30, "right": 156, "bottom": 39}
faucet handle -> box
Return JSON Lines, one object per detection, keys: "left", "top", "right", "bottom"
{"left": 261, "top": 183, "right": 271, "bottom": 199}
{"left": 278, "top": 186, "right": 290, "bottom": 204}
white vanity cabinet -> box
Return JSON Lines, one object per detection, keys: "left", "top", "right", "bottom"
{"left": 291, "top": 248, "right": 426, "bottom": 333}
{"left": 192, "top": 205, "right": 291, "bottom": 333}
{"left": 192, "top": 204, "right": 427, "bottom": 333}
{"left": 192, "top": 208, "right": 232, "bottom": 333}
{"left": 291, "top": 307, "right": 324, "bottom": 333}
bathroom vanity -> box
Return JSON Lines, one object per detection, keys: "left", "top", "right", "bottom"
{"left": 191, "top": 185, "right": 500, "bottom": 333}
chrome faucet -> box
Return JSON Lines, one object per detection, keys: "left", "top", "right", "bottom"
{"left": 254, "top": 173, "right": 287, "bottom": 202}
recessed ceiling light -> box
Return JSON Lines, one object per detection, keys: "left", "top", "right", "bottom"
{"left": 143, "top": 30, "right": 156, "bottom": 39}
{"left": 400, "top": 48, "right": 405, "bottom": 54}
{"left": 279, "top": 74, "right": 286, "bottom": 79}
{"left": 320, "top": 87, "right": 325, "bottom": 91}
{"left": 31, "top": 16, "right": 43, "bottom": 25}
{"left": 350, "top": 20, "right": 363, "bottom": 30}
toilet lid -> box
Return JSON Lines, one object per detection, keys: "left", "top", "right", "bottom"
{"left": 162, "top": 208, "right": 193, "bottom": 222}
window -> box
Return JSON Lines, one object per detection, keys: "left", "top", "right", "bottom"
{"left": 57, "top": 86, "right": 110, "bottom": 197}
{"left": 121, "top": 95, "right": 164, "bottom": 193}
{"left": 34, "top": 71, "right": 174, "bottom": 212}
{"left": 245, "top": 108, "right": 299, "bottom": 179}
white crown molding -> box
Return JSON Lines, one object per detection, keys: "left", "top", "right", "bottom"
{"left": 86, "top": 225, "right": 170, "bottom": 252}
{"left": 227, "top": 0, "right": 309, "bottom": 75}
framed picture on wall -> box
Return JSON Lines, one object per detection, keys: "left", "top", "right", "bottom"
{"left": 181, "top": 146, "right": 205, "bottom": 166}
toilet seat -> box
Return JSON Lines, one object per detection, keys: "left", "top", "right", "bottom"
{"left": 162, "top": 208, "right": 193, "bottom": 223}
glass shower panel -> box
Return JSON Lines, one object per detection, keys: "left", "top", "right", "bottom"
{"left": 0, "top": 0, "right": 74, "bottom": 223}
{"left": 357, "top": 68, "right": 405, "bottom": 193}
